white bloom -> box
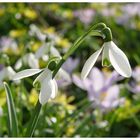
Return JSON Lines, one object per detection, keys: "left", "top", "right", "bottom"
{"left": 35, "top": 43, "right": 61, "bottom": 61}
{"left": 0, "top": 66, "right": 16, "bottom": 88}
{"left": 12, "top": 68, "right": 58, "bottom": 105}
{"left": 81, "top": 41, "right": 132, "bottom": 79}
{"left": 15, "top": 53, "right": 39, "bottom": 70}
{"left": 28, "top": 53, "right": 39, "bottom": 69}
{"left": 29, "top": 24, "right": 46, "bottom": 41}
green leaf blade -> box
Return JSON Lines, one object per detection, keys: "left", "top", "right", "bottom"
{"left": 3, "top": 82, "right": 18, "bottom": 137}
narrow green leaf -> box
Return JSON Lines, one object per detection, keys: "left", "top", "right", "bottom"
{"left": 3, "top": 82, "right": 18, "bottom": 137}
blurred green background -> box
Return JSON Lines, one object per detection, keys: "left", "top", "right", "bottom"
{"left": 0, "top": 3, "right": 140, "bottom": 137}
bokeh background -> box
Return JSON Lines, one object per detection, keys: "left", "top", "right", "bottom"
{"left": 0, "top": 3, "right": 140, "bottom": 137}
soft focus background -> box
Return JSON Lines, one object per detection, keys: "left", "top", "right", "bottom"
{"left": 0, "top": 3, "right": 140, "bottom": 137}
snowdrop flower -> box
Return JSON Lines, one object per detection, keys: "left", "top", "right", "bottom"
{"left": 0, "top": 66, "right": 16, "bottom": 88}
{"left": 15, "top": 42, "right": 60, "bottom": 70}
{"left": 73, "top": 67, "right": 125, "bottom": 112}
{"left": 29, "top": 24, "right": 46, "bottom": 41}
{"left": 15, "top": 52, "right": 39, "bottom": 70}
{"left": 81, "top": 41, "right": 132, "bottom": 79}
{"left": 12, "top": 68, "right": 57, "bottom": 105}
{"left": 35, "top": 42, "right": 61, "bottom": 61}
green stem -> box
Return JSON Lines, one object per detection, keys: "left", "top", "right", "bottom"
{"left": 53, "top": 22, "right": 106, "bottom": 77}
{"left": 25, "top": 22, "right": 106, "bottom": 137}
{"left": 25, "top": 101, "right": 41, "bottom": 137}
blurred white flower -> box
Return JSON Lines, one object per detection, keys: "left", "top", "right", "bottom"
{"left": 97, "top": 121, "right": 108, "bottom": 128}
{"left": 0, "top": 66, "right": 16, "bottom": 88}
{"left": 29, "top": 24, "right": 46, "bottom": 41}
{"left": 81, "top": 41, "right": 132, "bottom": 79}
{"left": 35, "top": 42, "right": 60, "bottom": 61}
{"left": 15, "top": 53, "right": 39, "bottom": 70}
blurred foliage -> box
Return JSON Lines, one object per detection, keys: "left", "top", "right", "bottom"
{"left": 0, "top": 3, "right": 140, "bottom": 137}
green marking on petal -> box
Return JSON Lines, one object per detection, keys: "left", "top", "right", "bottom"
{"left": 102, "top": 58, "right": 111, "bottom": 67}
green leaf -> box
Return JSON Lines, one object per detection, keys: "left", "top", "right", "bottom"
{"left": 3, "top": 82, "right": 18, "bottom": 137}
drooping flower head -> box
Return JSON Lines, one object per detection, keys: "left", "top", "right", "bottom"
{"left": 81, "top": 27, "right": 132, "bottom": 79}
{"left": 12, "top": 67, "right": 57, "bottom": 105}
{"left": 12, "top": 57, "right": 70, "bottom": 105}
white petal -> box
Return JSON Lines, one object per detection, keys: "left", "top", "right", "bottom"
{"left": 12, "top": 69, "right": 42, "bottom": 80}
{"left": 102, "top": 43, "right": 111, "bottom": 67}
{"left": 6, "top": 66, "right": 16, "bottom": 80}
{"left": 42, "top": 55, "right": 49, "bottom": 61}
{"left": 35, "top": 43, "right": 49, "bottom": 59}
{"left": 109, "top": 41, "right": 132, "bottom": 77}
{"left": 50, "top": 46, "right": 61, "bottom": 57}
{"left": 39, "top": 78, "right": 52, "bottom": 105}
{"left": 50, "top": 79, "right": 58, "bottom": 99}
{"left": 81, "top": 48, "right": 103, "bottom": 79}
{"left": 33, "top": 68, "right": 52, "bottom": 86}
{"left": 14, "top": 59, "right": 22, "bottom": 70}
{"left": 0, "top": 69, "right": 5, "bottom": 87}
{"left": 28, "top": 53, "right": 39, "bottom": 69}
